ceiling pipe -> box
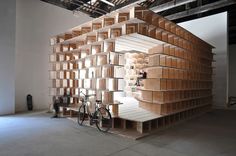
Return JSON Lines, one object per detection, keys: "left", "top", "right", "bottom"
{"left": 150, "top": 0, "right": 197, "bottom": 13}
{"left": 111, "top": 0, "right": 146, "bottom": 11}
{"left": 165, "top": 0, "right": 236, "bottom": 20}
{"left": 71, "top": 2, "right": 105, "bottom": 15}
{"left": 73, "top": 0, "right": 108, "bottom": 14}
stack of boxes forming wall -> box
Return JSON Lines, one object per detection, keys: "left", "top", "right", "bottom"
{"left": 49, "top": 5, "right": 213, "bottom": 134}
{"left": 137, "top": 43, "right": 213, "bottom": 115}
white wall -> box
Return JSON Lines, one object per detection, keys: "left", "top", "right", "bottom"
{"left": 229, "top": 44, "right": 236, "bottom": 97}
{"left": 0, "top": 0, "right": 16, "bottom": 115}
{"left": 179, "top": 12, "right": 228, "bottom": 108}
{"left": 15, "top": 0, "right": 92, "bottom": 112}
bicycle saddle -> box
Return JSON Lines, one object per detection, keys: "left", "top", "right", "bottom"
{"left": 96, "top": 100, "right": 102, "bottom": 103}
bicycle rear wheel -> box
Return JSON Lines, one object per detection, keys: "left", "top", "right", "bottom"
{"left": 94, "top": 107, "right": 112, "bottom": 132}
{"left": 78, "top": 105, "right": 86, "bottom": 125}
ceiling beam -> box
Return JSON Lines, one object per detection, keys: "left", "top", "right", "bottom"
{"left": 150, "top": 0, "right": 197, "bottom": 13}
{"left": 165, "top": 0, "right": 236, "bottom": 20}
{"left": 72, "top": 0, "right": 108, "bottom": 14}
{"left": 41, "top": 0, "right": 72, "bottom": 9}
{"left": 111, "top": 0, "right": 146, "bottom": 11}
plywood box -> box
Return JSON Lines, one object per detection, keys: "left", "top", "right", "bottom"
{"left": 170, "top": 47, "right": 175, "bottom": 56}
{"left": 97, "top": 55, "right": 107, "bottom": 65}
{"left": 148, "top": 54, "right": 160, "bottom": 66}
{"left": 97, "top": 79, "right": 106, "bottom": 90}
{"left": 173, "top": 69, "right": 178, "bottom": 79}
{"left": 178, "top": 39, "right": 183, "bottom": 48}
{"left": 170, "top": 25, "right": 176, "bottom": 34}
{"left": 138, "top": 23, "right": 148, "bottom": 35}
{"left": 97, "top": 32, "right": 108, "bottom": 41}
{"left": 86, "top": 36, "right": 96, "bottom": 44}
{"left": 72, "top": 30, "right": 81, "bottom": 37}
{"left": 172, "top": 80, "right": 176, "bottom": 90}
{"left": 183, "top": 40, "right": 188, "bottom": 49}
{"left": 102, "top": 91, "right": 113, "bottom": 104}
{"left": 178, "top": 49, "right": 184, "bottom": 58}
{"left": 166, "top": 79, "right": 172, "bottom": 90}
{"left": 118, "top": 12, "right": 129, "bottom": 23}
{"left": 112, "top": 104, "right": 119, "bottom": 117}
{"left": 148, "top": 45, "right": 164, "bottom": 54}
{"left": 168, "top": 68, "right": 174, "bottom": 79}
{"left": 153, "top": 91, "right": 164, "bottom": 103}
{"left": 162, "top": 32, "right": 168, "bottom": 42}
{"left": 91, "top": 45, "right": 101, "bottom": 54}
{"left": 164, "top": 45, "right": 170, "bottom": 55}
{"left": 104, "top": 42, "right": 114, "bottom": 52}
{"left": 156, "top": 29, "right": 162, "bottom": 40}
{"left": 148, "top": 26, "right": 156, "bottom": 38}
{"left": 146, "top": 67, "right": 163, "bottom": 78}
{"left": 173, "top": 37, "right": 178, "bottom": 46}
{"left": 168, "top": 35, "right": 174, "bottom": 44}
{"left": 103, "top": 18, "right": 115, "bottom": 27}
{"left": 70, "top": 72, "right": 75, "bottom": 79}
{"left": 107, "top": 79, "right": 119, "bottom": 91}
{"left": 92, "top": 23, "right": 102, "bottom": 30}
{"left": 152, "top": 16, "right": 159, "bottom": 27}
{"left": 81, "top": 27, "right": 91, "bottom": 34}
{"left": 143, "top": 79, "right": 161, "bottom": 90}
{"left": 126, "top": 23, "right": 138, "bottom": 34}
{"left": 139, "top": 101, "right": 162, "bottom": 114}
{"left": 140, "top": 90, "right": 153, "bottom": 102}
{"left": 166, "top": 57, "right": 172, "bottom": 67}
{"left": 159, "top": 18, "right": 165, "bottom": 29}
{"left": 134, "top": 7, "right": 144, "bottom": 19}
{"left": 111, "top": 28, "right": 122, "bottom": 38}
{"left": 65, "top": 33, "right": 72, "bottom": 40}
{"left": 177, "top": 59, "right": 182, "bottom": 68}
{"left": 160, "top": 55, "right": 166, "bottom": 66}
{"left": 160, "top": 79, "right": 167, "bottom": 90}
{"left": 102, "top": 66, "right": 114, "bottom": 78}
{"left": 163, "top": 68, "right": 169, "bottom": 78}
{"left": 176, "top": 26, "right": 181, "bottom": 36}
{"left": 172, "top": 58, "right": 177, "bottom": 68}
{"left": 143, "top": 11, "right": 154, "bottom": 24}
{"left": 165, "top": 22, "right": 171, "bottom": 31}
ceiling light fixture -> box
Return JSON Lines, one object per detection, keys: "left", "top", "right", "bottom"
{"left": 100, "top": 0, "right": 115, "bottom": 6}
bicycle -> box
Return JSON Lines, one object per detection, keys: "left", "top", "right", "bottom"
{"left": 77, "top": 91, "right": 112, "bottom": 132}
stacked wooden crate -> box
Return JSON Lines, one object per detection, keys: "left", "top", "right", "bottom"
{"left": 137, "top": 43, "right": 213, "bottom": 115}
{"left": 49, "top": 43, "right": 80, "bottom": 105}
{"left": 49, "top": 5, "right": 213, "bottom": 135}
{"left": 130, "top": 7, "right": 213, "bottom": 116}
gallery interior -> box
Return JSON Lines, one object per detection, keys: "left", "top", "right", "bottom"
{"left": 0, "top": 0, "right": 236, "bottom": 156}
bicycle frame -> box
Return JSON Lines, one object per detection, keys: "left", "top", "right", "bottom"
{"left": 80, "top": 91, "right": 97, "bottom": 119}
{"left": 78, "top": 91, "right": 112, "bottom": 132}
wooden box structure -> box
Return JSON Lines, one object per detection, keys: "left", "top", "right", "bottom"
{"left": 49, "top": 5, "right": 213, "bottom": 138}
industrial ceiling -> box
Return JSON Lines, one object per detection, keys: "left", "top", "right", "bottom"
{"left": 41, "top": 0, "right": 236, "bottom": 44}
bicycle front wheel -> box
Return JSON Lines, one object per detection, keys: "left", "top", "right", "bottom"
{"left": 94, "top": 107, "right": 112, "bottom": 132}
{"left": 78, "top": 105, "right": 86, "bottom": 125}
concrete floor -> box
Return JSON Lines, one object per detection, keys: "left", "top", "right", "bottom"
{"left": 0, "top": 109, "right": 236, "bottom": 156}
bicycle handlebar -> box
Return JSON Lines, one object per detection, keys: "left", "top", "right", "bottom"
{"left": 80, "top": 91, "right": 86, "bottom": 96}
{"left": 80, "top": 91, "right": 96, "bottom": 98}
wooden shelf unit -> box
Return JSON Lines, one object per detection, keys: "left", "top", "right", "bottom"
{"left": 49, "top": 5, "right": 213, "bottom": 136}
